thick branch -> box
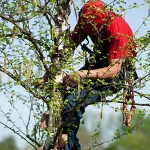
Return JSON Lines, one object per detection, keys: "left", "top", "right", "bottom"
{"left": 0, "top": 33, "right": 50, "bottom": 51}
{"left": 63, "top": 99, "right": 150, "bottom": 116}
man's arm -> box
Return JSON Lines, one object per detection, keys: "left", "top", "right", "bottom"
{"left": 63, "top": 59, "right": 123, "bottom": 87}
{"left": 63, "top": 58, "right": 123, "bottom": 87}
{"left": 77, "top": 58, "right": 123, "bottom": 80}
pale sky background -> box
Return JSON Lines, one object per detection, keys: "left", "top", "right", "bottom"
{"left": 0, "top": 0, "right": 150, "bottom": 149}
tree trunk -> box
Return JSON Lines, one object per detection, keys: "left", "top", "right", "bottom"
{"left": 43, "top": 2, "right": 70, "bottom": 150}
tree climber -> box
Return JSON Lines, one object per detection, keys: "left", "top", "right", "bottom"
{"left": 39, "top": 0, "right": 137, "bottom": 149}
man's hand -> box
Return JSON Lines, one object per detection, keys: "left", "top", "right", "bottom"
{"left": 63, "top": 72, "right": 81, "bottom": 88}
{"left": 32, "top": 78, "right": 45, "bottom": 88}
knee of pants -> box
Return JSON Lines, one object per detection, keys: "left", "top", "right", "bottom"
{"left": 62, "top": 110, "right": 82, "bottom": 123}
{"left": 63, "top": 102, "right": 86, "bottom": 122}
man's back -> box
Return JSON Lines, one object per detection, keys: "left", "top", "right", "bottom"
{"left": 71, "top": 11, "right": 136, "bottom": 60}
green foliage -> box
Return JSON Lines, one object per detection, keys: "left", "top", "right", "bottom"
{"left": 104, "top": 115, "right": 150, "bottom": 150}
{"left": 0, "top": 136, "right": 18, "bottom": 150}
{"left": 22, "top": 144, "right": 33, "bottom": 150}
{"left": 0, "top": 0, "right": 150, "bottom": 149}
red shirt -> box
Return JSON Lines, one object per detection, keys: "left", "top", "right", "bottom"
{"left": 71, "top": 12, "right": 136, "bottom": 60}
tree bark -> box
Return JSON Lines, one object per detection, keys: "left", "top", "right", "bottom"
{"left": 43, "top": 1, "right": 71, "bottom": 150}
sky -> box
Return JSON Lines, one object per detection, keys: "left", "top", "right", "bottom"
{"left": 0, "top": 0, "right": 150, "bottom": 149}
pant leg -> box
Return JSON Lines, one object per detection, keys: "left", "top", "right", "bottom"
{"left": 72, "top": 137, "right": 81, "bottom": 150}
{"left": 62, "top": 86, "right": 110, "bottom": 150}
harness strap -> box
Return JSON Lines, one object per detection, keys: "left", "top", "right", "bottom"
{"left": 82, "top": 44, "right": 94, "bottom": 54}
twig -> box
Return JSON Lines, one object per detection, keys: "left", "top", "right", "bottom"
{"left": 0, "top": 65, "right": 45, "bottom": 101}
{"left": 62, "top": 98, "right": 150, "bottom": 115}
{"left": 0, "top": 107, "right": 26, "bottom": 136}
{"left": 88, "top": 117, "right": 148, "bottom": 149}
{"left": 13, "top": 105, "right": 26, "bottom": 127}
{"left": 0, "top": 107, "right": 41, "bottom": 148}
{"left": 0, "top": 121, "right": 38, "bottom": 150}
{"left": 26, "top": 99, "right": 33, "bottom": 135}
{"left": 0, "top": 14, "right": 50, "bottom": 76}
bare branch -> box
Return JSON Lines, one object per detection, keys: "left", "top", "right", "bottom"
{"left": 0, "top": 65, "right": 46, "bottom": 101}
{"left": 63, "top": 99, "right": 150, "bottom": 116}
{"left": 26, "top": 0, "right": 56, "bottom": 22}
{"left": 0, "top": 10, "right": 33, "bottom": 21}
{"left": 13, "top": 105, "right": 26, "bottom": 127}
{"left": 0, "top": 121, "right": 38, "bottom": 150}
{"left": 0, "top": 108, "right": 41, "bottom": 148}
{"left": 0, "top": 108, "right": 26, "bottom": 136}
{"left": 26, "top": 99, "right": 33, "bottom": 135}
{"left": 0, "top": 14, "right": 50, "bottom": 76}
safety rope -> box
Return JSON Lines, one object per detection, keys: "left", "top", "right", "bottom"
{"left": 121, "top": 66, "right": 136, "bottom": 127}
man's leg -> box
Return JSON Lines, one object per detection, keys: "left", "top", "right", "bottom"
{"left": 62, "top": 69, "right": 125, "bottom": 149}
{"left": 62, "top": 86, "right": 110, "bottom": 150}
{"left": 72, "top": 137, "right": 81, "bottom": 150}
